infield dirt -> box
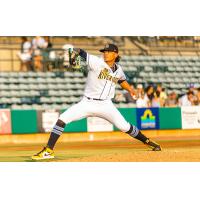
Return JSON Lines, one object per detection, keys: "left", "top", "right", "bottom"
{"left": 0, "top": 130, "right": 200, "bottom": 162}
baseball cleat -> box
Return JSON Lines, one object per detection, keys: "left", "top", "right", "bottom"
{"left": 145, "top": 139, "right": 162, "bottom": 151}
{"left": 31, "top": 147, "right": 55, "bottom": 160}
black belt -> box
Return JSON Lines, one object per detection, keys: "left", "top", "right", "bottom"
{"left": 85, "top": 96, "right": 104, "bottom": 101}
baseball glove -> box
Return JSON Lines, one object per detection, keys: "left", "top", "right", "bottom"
{"left": 68, "top": 48, "right": 81, "bottom": 69}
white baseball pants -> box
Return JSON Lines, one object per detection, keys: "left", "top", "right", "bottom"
{"left": 59, "top": 97, "right": 131, "bottom": 133}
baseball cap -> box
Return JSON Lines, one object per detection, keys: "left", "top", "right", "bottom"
{"left": 99, "top": 44, "right": 118, "bottom": 53}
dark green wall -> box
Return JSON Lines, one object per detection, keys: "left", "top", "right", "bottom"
{"left": 11, "top": 110, "right": 38, "bottom": 134}
{"left": 159, "top": 107, "right": 182, "bottom": 129}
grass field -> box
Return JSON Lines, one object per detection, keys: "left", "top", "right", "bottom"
{"left": 0, "top": 130, "right": 200, "bottom": 162}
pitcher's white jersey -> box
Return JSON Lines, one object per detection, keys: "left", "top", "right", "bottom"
{"left": 84, "top": 53, "right": 126, "bottom": 100}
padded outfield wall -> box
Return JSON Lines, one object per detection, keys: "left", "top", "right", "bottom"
{"left": 0, "top": 107, "right": 200, "bottom": 134}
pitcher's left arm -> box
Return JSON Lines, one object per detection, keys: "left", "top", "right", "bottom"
{"left": 119, "top": 80, "right": 137, "bottom": 99}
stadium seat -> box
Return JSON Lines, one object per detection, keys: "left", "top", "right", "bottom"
{"left": 0, "top": 77, "right": 8, "bottom": 83}
{"left": 11, "top": 104, "right": 22, "bottom": 109}
{"left": 19, "top": 84, "right": 28, "bottom": 90}
{"left": 49, "top": 90, "right": 60, "bottom": 96}
{"left": 38, "top": 84, "right": 47, "bottom": 90}
{"left": 0, "top": 90, "right": 11, "bottom": 97}
{"left": 40, "top": 97, "right": 51, "bottom": 103}
{"left": 29, "top": 84, "right": 38, "bottom": 90}
{"left": 9, "top": 84, "right": 19, "bottom": 90}
{"left": 0, "top": 72, "right": 9, "bottom": 77}
{"left": 11, "top": 97, "right": 21, "bottom": 104}
{"left": 1, "top": 97, "right": 11, "bottom": 104}
{"left": 10, "top": 90, "right": 20, "bottom": 97}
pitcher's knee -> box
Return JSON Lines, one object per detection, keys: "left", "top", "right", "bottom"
{"left": 125, "top": 124, "right": 139, "bottom": 138}
{"left": 59, "top": 113, "right": 70, "bottom": 124}
{"left": 118, "top": 122, "right": 132, "bottom": 133}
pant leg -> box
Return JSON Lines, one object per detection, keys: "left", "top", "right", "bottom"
{"left": 95, "top": 101, "right": 139, "bottom": 137}
{"left": 94, "top": 101, "right": 130, "bottom": 132}
{"left": 59, "top": 98, "right": 90, "bottom": 124}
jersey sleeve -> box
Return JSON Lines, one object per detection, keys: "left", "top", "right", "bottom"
{"left": 86, "top": 54, "right": 104, "bottom": 71}
{"left": 118, "top": 67, "right": 127, "bottom": 83}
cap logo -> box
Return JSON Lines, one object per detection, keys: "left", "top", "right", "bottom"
{"left": 105, "top": 44, "right": 109, "bottom": 48}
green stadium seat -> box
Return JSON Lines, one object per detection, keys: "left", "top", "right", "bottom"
{"left": 49, "top": 90, "right": 59, "bottom": 96}
{"left": 30, "top": 90, "right": 40, "bottom": 96}
{"left": 0, "top": 90, "right": 11, "bottom": 97}
{"left": 191, "top": 78, "right": 198, "bottom": 82}
{"left": 175, "top": 66, "right": 183, "bottom": 72}
{"left": 60, "top": 104, "right": 70, "bottom": 109}
{"left": 27, "top": 77, "right": 37, "bottom": 83}
{"left": 0, "top": 77, "right": 8, "bottom": 83}
{"left": 50, "top": 97, "right": 62, "bottom": 103}
{"left": 51, "top": 104, "right": 62, "bottom": 109}
{"left": 27, "top": 72, "right": 37, "bottom": 77}
{"left": 40, "top": 104, "right": 51, "bottom": 110}
{"left": 31, "top": 104, "right": 42, "bottom": 110}
{"left": 9, "top": 72, "right": 19, "bottom": 77}
{"left": 10, "top": 90, "right": 20, "bottom": 97}
{"left": 1, "top": 97, "right": 11, "bottom": 104}
{"left": 11, "top": 104, "right": 23, "bottom": 109}
{"left": 8, "top": 84, "right": 19, "bottom": 90}
{"left": 195, "top": 72, "right": 200, "bottom": 76}
{"left": 36, "top": 72, "right": 46, "bottom": 77}
{"left": 0, "top": 72, "right": 9, "bottom": 77}
{"left": 174, "top": 77, "right": 182, "bottom": 83}
{"left": 167, "top": 66, "right": 176, "bottom": 72}
{"left": 38, "top": 84, "right": 47, "bottom": 90}
{"left": 60, "top": 97, "right": 68, "bottom": 103}
{"left": 55, "top": 77, "right": 63, "bottom": 83}
{"left": 29, "top": 84, "right": 38, "bottom": 90}
{"left": 18, "top": 78, "right": 27, "bottom": 83}
{"left": 183, "top": 77, "right": 190, "bottom": 82}
{"left": 18, "top": 72, "right": 29, "bottom": 77}
{"left": 144, "top": 66, "right": 153, "bottom": 72}
{"left": 10, "top": 97, "right": 21, "bottom": 104}
{"left": 20, "top": 90, "right": 31, "bottom": 97}
{"left": 19, "top": 84, "right": 28, "bottom": 90}
{"left": 36, "top": 77, "right": 46, "bottom": 83}
{"left": 40, "top": 97, "right": 51, "bottom": 103}
{"left": 0, "top": 84, "right": 8, "bottom": 90}
{"left": 46, "top": 72, "right": 55, "bottom": 77}
{"left": 46, "top": 77, "right": 55, "bottom": 83}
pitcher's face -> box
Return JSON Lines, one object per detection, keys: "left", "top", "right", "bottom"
{"left": 103, "top": 51, "right": 118, "bottom": 62}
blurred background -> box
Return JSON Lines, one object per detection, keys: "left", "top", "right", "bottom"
{"left": 0, "top": 36, "right": 200, "bottom": 110}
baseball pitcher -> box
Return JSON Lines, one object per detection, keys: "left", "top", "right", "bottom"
{"left": 32, "top": 44, "right": 161, "bottom": 160}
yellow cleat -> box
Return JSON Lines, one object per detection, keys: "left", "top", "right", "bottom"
{"left": 31, "top": 147, "right": 55, "bottom": 160}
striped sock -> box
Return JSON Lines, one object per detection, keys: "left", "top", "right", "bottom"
{"left": 47, "top": 119, "right": 65, "bottom": 150}
{"left": 126, "top": 124, "right": 139, "bottom": 138}
{"left": 126, "top": 124, "right": 148, "bottom": 143}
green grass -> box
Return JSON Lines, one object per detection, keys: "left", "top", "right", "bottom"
{"left": 0, "top": 140, "right": 142, "bottom": 162}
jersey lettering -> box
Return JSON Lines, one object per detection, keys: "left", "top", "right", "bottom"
{"left": 98, "top": 68, "right": 119, "bottom": 84}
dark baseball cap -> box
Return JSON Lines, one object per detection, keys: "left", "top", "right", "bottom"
{"left": 99, "top": 44, "right": 118, "bottom": 53}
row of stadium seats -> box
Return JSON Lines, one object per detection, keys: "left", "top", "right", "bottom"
{"left": 0, "top": 90, "right": 83, "bottom": 97}
{"left": 0, "top": 71, "right": 84, "bottom": 78}
{"left": 122, "top": 55, "right": 200, "bottom": 61}
{"left": 1, "top": 55, "right": 200, "bottom": 109}
{"left": 9, "top": 102, "right": 136, "bottom": 110}
{"left": 0, "top": 78, "right": 86, "bottom": 84}
{"left": 0, "top": 96, "right": 80, "bottom": 104}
